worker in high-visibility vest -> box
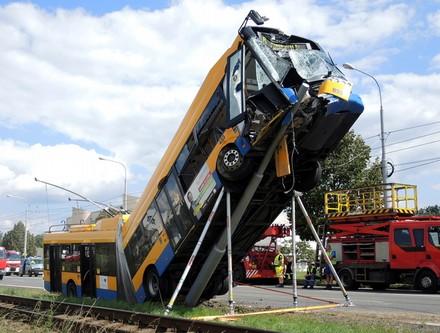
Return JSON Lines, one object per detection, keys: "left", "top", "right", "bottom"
{"left": 324, "top": 244, "right": 337, "bottom": 289}
{"left": 273, "top": 249, "right": 285, "bottom": 288}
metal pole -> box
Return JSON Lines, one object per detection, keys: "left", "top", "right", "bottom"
{"left": 295, "top": 192, "right": 353, "bottom": 306}
{"left": 226, "top": 191, "right": 235, "bottom": 314}
{"left": 164, "top": 187, "right": 225, "bottom": 315}
{"left": 291, "top": 195, "right": 298, "bottom": 306}
{"left": 23, "top": 207, "right": 28, "bottom": 257}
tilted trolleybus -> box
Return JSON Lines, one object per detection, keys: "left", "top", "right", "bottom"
{"left": 43, "top": 10, "right": 365, "bottom": 305}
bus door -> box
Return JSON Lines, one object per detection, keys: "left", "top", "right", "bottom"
{"left": 80, "top": 245, "right": 96, "bottom": 297}
{"left": 49, "top": 245, "right": 62, "bottom": 292}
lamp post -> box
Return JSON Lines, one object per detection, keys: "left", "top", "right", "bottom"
{"left": 98, "top": 157, "right": 128, "bottom": 211}
{"left": 342, "top": 63, "right": 387, "bottom": 186}
{"left": 6, "top": 194, "right": 29, "bottom": 257}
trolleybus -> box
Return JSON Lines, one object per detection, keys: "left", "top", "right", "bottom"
{"left": 44, "top": 10, "right": 364, "bottom": 304}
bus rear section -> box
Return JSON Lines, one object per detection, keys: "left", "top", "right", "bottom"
{"left": 43, "top": 218, "right": 119, "bottom": 300}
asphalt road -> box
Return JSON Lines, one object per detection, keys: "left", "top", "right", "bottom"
{"left": 1, "top": 275, "right": 439, "bottom": 316}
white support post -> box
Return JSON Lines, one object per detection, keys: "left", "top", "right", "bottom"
{"left": 291, "top": 195, "right": 298, "bottom": 306}
{"left": 295, "top": 192, "right": 353, "bottom": 306}
{"left": 226, "top": 190, "right": 235, "bottom": 315}
{"left": 164, "top": 187, "right": 225, "bottom": 315}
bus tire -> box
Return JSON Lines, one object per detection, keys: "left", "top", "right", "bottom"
{"left": 144, "top": 268, "right": 161, "bottom": 300}
{"left": 293, "top": 160, "right": 322, "bottom": 192}
{"left": 66, "top": 281, "right": 77, "bottom": 297}
{"left": 0, "top": 275, "right": 3, "bottom": 280}
{"left": 216, "top": 145, "right": 252, "bottom": 181}
{"left": 416, "top": 269, "right": 438, "bottom": 293}
{"left": 338, "top": 268, "right": 359, "bottom": 290}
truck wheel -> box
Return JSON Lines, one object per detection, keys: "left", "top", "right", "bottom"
{"left": 416, "top": 270, "right": 438, "bottom": 293}
{"left": 370, "top": 283, "right": 389, "bottom": 290}
{"left": 0, "top": 275, "right": 3, "bottom": 280}
{"left": 338, "top": 269, "right": 359, "bottom": 290}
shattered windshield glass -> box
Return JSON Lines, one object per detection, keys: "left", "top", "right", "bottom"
{"left": 288, "top": 49, "right": 343, "bottom": 82}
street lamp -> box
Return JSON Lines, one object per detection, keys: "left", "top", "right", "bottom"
{"left": 6, "top": 194, "right": 29, "bottom": 257}
{"left": 98, "top": 157, "right": 128, "bottom": 211}
{"left": 342, "top": 63, "right": 387, "bottom": 186}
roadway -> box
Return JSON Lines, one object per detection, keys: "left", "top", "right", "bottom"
{"left": 1, "top": 276, "right": 439, "bottom": 317}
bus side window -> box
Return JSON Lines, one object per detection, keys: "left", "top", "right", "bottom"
{"left": 157, "top": 188, "right": 182, "bottom": 248}
{"left": 142, "top": 202, "right": 165, "bottom": 249}
{"left": 164, "top": 173, "right": 193, "bottom": 232}
{"left": 394, "top": 228, "right": 412, "bottom": 248}
{"left": 44, "top": 245, "right": 50, "bottom": 270}
{"left": 227, "top": 48, "right": 244, "bottom": 121}
{"left": 413, "top": 229, "right": 425, "bottom": 249}
{"left": 96, "top": 244, "right": 116, "bottom": 276}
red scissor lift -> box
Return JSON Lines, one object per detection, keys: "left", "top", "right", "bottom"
{"left": 241, "top": 224, "right": 291, "bottom": 280}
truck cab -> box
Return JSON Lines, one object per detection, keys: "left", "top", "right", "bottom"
{"left": 5, "top": 250, "right": 21, "bottom": 276}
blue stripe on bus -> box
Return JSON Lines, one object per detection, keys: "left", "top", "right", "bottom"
{"left": 235, "top": 136, "right": 251, "bottom": 156}
{"left": 96, "top": 288, "right": 117, "bottom": 300}
{"left": 156, "top": 244, "right": 174, "bottom": 276}
{"left": 135, "top": 285, "right": 146, "bottom": 303}
{"left": 61, "top": 283, "right": 82, "bottom": 297}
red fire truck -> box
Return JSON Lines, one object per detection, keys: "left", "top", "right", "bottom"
{"left": 240, "top": 224, "right": 291, "bottom": 280}
{"left": 5, "top": 250, "right": 21, "bottom": 276}
{"left": 0, "top": 247, "right": 6, "bottom": 280}
{"left": 325, "top": 183, "right": 440, "bottom": 292}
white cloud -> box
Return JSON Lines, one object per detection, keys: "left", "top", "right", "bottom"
{"left": 0, "top": 140, "right": 127, "bottom": 200}
{"left": 431, "top": 53, "right": 440, "bottom": 69}
{"left": 428, "top": 10, "right": 440, "bottom": 35}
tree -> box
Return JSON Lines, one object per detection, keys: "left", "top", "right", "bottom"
{"left": 35, "top": 234, "right": 44, "bottom": 249}
{"left": 418, "top": 205, "right": 440, "bottom": 216}
{"left": 2, "top": 222, "right": 37, "bottom": 256}
{"left": 287, "top": 131, "right": 382, "bottom": 240}
{"left": 281, "top": 239, "right": 314, "bottom": 262}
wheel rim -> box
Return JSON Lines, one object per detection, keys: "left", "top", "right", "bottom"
{"left": 420, "top": 276, "right": 433, "bottom": 289}
{"left": 223, "top": 149, "right": 240, "bottom": 168}
{"left": 148, "top": 273, "right": 160, "bottom": 296}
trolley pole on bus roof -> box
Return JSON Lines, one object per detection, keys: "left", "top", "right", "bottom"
{"left": 226, "top": 190, "right": 235, "bottom": 315}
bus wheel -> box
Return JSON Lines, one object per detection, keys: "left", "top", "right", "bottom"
{"left": 338, "top": 269, "right": 359, "bottom": 290}
{"left": 216, "top": 145, "right": 252, "bottom": 181}
{"left": 0, "top": 275, "right": 3, "bottom": 280}
{"left": 145, "top": 268, "right": 161, "bottom": 300}
{"left": 293, "top": 161, "right": 322, "bottom": 192}
{"left": 66, "top": 281, "right": 77, "bottom": 297}
{"left": 416, "top": 270, "right": 438, "bottom": 293}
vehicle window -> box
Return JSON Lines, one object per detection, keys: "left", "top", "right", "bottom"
{"left": 175, "top": 144, "right": 190, "bottom": 173}
{"left": 413, "top": 229, "right": 424, "bottom": 248}
{"left": 394, "top": 228, "right": 412, "bottom": 247}
{"left": 44, "top": 245, "right": 49, "bottom": 270}
{"left": 227, "top": 48, "right": 243, "bottom": 120}
{"left": 7, "top": 253, "right": 20, "bottom": 261}
{"left": 157, "top": 188, "right": 182, "bottom": 247}
{"left": 61, "top": 244, "right": 80, "bottom": 272}
{"left": 0, "top": 249, "right": 5, "bottom": 259}
{"left": 96, "top": 244, "right": 116, "bottom": 276}
{"left": 165, "top": 173, "right": 193, "bottom": 232}
{"left": 428, "top": 226, "right": 440, "bottom": 248}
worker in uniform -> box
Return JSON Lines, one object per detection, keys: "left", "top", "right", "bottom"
{"left": 273, "top": 249, "right": 285, "bottom": 288}
{"left": 324, "top": 244, "right": 337, "bottom": 289}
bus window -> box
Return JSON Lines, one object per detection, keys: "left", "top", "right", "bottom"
{"left": 165, "top": 173, "right": 193, "bottom": 232}
{"left": 394, "top": 228, "right": 412, "bottom": 247}
{"left": 62, "top": 245, "right": 80, "bottom": 273}
{"left": 413, "top": 229, "right": 424, "bottom": 248}
{"left": 428, "top": 226, "right": 440, "bottom": 248}
{"left": 175, "top": 144, "right": 190, "bottom": 174}
{"left": 96, "top": 244, "right": 116, "bottom": 276}
{"left": 157, "top": 188, "right": 182, "bottom": 247}
{"left": 227, "top": 48, "right": 244, "bottom": 121}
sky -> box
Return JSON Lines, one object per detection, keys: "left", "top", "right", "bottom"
{"left": 0, "top": 0, "right": 440, "bottom": 235}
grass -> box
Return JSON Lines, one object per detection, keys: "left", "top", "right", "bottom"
{"left": 0, "top": 286, "right": 427, "bottom": 333}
